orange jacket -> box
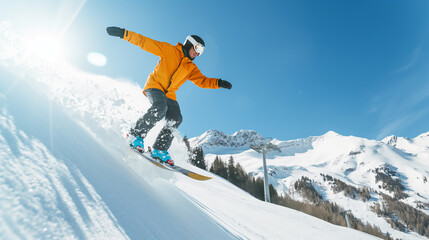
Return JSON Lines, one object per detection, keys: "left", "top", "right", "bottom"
{"left": 123, "top": 30, "right": 220, "bottom": 101}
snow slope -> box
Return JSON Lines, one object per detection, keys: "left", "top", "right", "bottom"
{"left": 192, "top": 129, "right": 429, "bottom": 240}
{"left": 0, "top": 22, "right": 380, "bottom": 239}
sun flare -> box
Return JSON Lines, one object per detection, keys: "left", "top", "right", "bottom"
{"left": 27, "top": 35, "right": 62, "bottom": 59}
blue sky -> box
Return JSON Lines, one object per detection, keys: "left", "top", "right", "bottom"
{"left": 2, "top": 0, "right": 429, "bottom": 140}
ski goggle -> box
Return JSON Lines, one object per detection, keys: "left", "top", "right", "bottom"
{"left": 185, "top": 35, "right": 205, "bottom": 55}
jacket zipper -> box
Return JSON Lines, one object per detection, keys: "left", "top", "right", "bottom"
{"left": 166, "top": 58, "right": 184, "bottom": 92}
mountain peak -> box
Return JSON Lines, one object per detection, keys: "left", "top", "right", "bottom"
{"left": 413, "top": 131, "right": 429, "bottom": 147}
{"left": 416, "top": 131, "right": 429, "bottom": 139}
{"left": 322, "top": 131, "right": 341, "bottom": 137}
{"left": 382, "top": 135, "right": 398, "bottom": 146}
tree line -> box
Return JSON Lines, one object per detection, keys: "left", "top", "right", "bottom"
{"left": 321, "top": 173, "right": 371, "bottom": 201}
{"left": 209, "top": 157, "right": 390, "bottom": 239}
{"left": 372, "top": 193, "right": 429, "bottom": 237}
{"left": 373, "top": 165, "right": 408, "bottom": 199}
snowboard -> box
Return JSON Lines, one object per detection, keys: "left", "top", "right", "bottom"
{"left": 130, "top": 147, "right": 212, "bottom": 181}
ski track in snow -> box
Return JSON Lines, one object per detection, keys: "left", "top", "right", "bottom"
{"left": 0, "top": 108, "right": 129, "bottom": 239}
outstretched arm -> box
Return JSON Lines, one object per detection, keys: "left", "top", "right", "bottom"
{"left": 189, "top": 68, "right": 232, "bottom": 90}
{"left": 106, "top": 26, "right": 167, "bottom": 57}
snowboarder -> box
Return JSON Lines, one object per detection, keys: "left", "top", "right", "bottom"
{"left": 106, "top": 27, "right": 232, "bottom": 166}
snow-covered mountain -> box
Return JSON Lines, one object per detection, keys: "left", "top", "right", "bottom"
{"left": 0, "top": 22, "right": 380, "bottom": 240}
{"left": 191, "top": 130, "right": 429, "bottom": 240}
{"left": 190, "top": 129, "right": 269, "bottom": 153}
{"left": 382, "top": 133, "right": 429, "bottom": 157}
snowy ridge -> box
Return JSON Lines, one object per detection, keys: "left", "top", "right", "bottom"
{"left": 190, "top": 129, "right": 268, "bottom": 150}
{"left": 0, "top": 22, "right": 379, "bottom": 240}
{"left": 382, "top": 133, "right": 429, "bottom": 156}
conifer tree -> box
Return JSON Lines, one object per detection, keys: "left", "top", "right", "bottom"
{"left": 254, "top": 177, "right": 265, "bottom": 201}
{"left": 192, "top": 147, "right": 207, "bottom": 170}
{"left": 269, "top": 184, "right": 279, "bottom": 203}
{"left": 183, "top": 136, "right": 193, "bottom": 164}
{"left": 227, "top": 156, "right": 237, "bottom": 184}
{"left": 183, "top": 136, "right": 191, "bottom": 153}
{"left": 235, "top": 163, "right": 247, "bottom": 189}
{"left": 209, "top": 156, "right": 228, "bottom": 179}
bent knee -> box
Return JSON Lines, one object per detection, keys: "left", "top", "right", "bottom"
{"left": 175, "top": 114, "right": 183, "bottom": 127}
{"left": 167, "top": 114, "right": 182, "bottom": 128}
{"left": 149, "top": 102, "right": 168, "bottom": 119}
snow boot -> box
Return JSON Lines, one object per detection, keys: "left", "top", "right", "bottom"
{"left": 129, "top": 135, "right": 144, "bottom": 152}
{"left": 151, "top": 149, "right": 174, "bottom": 166}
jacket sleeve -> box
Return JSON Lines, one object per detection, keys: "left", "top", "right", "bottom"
{"left": 123, "top": 29, "right": 168, "bottom": 57}
{"left": 188, "top": 66, "right": 220, "bottom": 89}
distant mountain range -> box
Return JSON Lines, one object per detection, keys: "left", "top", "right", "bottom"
{"left": 191, "top": 130, "right": 429, "bottom": 240}
{"left": 189, "top": 129, "right": 267, "bottom": 149}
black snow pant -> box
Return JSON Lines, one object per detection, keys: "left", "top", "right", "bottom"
{"left": 130, "top": 88, "right": 183, "bottom": 151}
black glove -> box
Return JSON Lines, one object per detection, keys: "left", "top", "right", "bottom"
{"left": 218, "top": 79, "right": 232, "bottom": 89}
{"left": 106, "top": 26, "right": 125, "bottom": 38}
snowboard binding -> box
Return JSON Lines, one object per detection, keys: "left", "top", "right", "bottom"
{"left": 151, "top": 148, "right": 174, "bottom": 166}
